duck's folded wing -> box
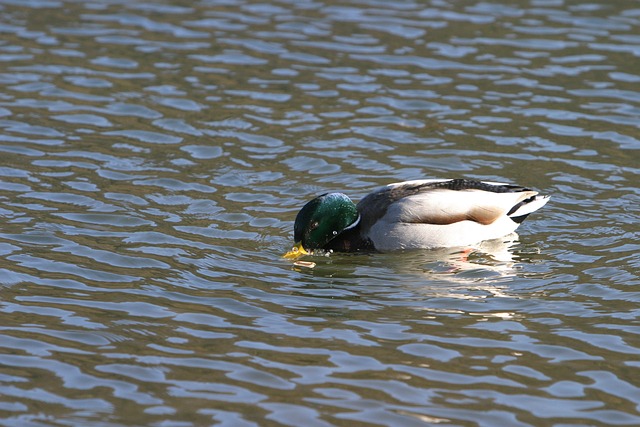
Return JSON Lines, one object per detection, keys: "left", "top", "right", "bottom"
{"left": 392, "top": 188, "right": 542, "bottom": 225}
{"left": 358, "top": 179, "right": 548, "bottom": 229}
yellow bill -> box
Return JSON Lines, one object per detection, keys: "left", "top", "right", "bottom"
{"left": 283, "top": 241, "right": 310, "bottom": 259}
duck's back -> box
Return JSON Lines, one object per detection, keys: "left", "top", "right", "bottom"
{"left": 357, "top": 179, "right": 549, "bottom": 251}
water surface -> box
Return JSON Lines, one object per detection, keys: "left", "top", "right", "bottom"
{"left": 0, "top": 0, "right": 639, "bottom": 426}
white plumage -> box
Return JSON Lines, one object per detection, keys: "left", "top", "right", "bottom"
{"left": 362, "top": 179, "right": 550, "bottom": 251}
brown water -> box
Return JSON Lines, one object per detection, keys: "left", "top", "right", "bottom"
{"left": 1, "top": 0, "right": 639, "bottom": 426}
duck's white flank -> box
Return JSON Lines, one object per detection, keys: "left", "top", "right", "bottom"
{"left": 366, "top": 179, "right": 549, "bottom": 251}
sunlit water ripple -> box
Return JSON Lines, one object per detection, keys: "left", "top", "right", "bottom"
{"left": 0, "top": 0, "right": 639, "bottom": 426}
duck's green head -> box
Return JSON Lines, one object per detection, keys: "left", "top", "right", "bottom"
{"left": 284, "top": 193, "right": 359, "bottom": 259}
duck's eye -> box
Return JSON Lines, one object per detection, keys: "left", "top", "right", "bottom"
{"left": 332, "top": 230, "right": 338, "bottom": 236}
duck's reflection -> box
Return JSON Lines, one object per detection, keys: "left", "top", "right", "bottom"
{"left": 385, "top": 233, "right": 532, "bottom": 300}
{"left": 285, "top": 231, "right": 547, "bottom": 302}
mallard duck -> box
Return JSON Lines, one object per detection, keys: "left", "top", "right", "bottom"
{"left": 284, "top": 178, "right": 549, "bottom": 258}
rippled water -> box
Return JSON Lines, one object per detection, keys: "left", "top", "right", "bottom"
{"left": 1, "top": 0, "right": 639, "bottom": 425}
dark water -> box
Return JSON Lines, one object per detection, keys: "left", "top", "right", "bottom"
{"left": 1, "top": 0, "right": 639, "bottom": 426}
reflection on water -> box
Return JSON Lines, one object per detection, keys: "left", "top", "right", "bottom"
{"left": 296, "top": 234, "right": 538, "bottom": 304}
{"left": 1, "top": 0, "right": 640, "bottom": 425}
